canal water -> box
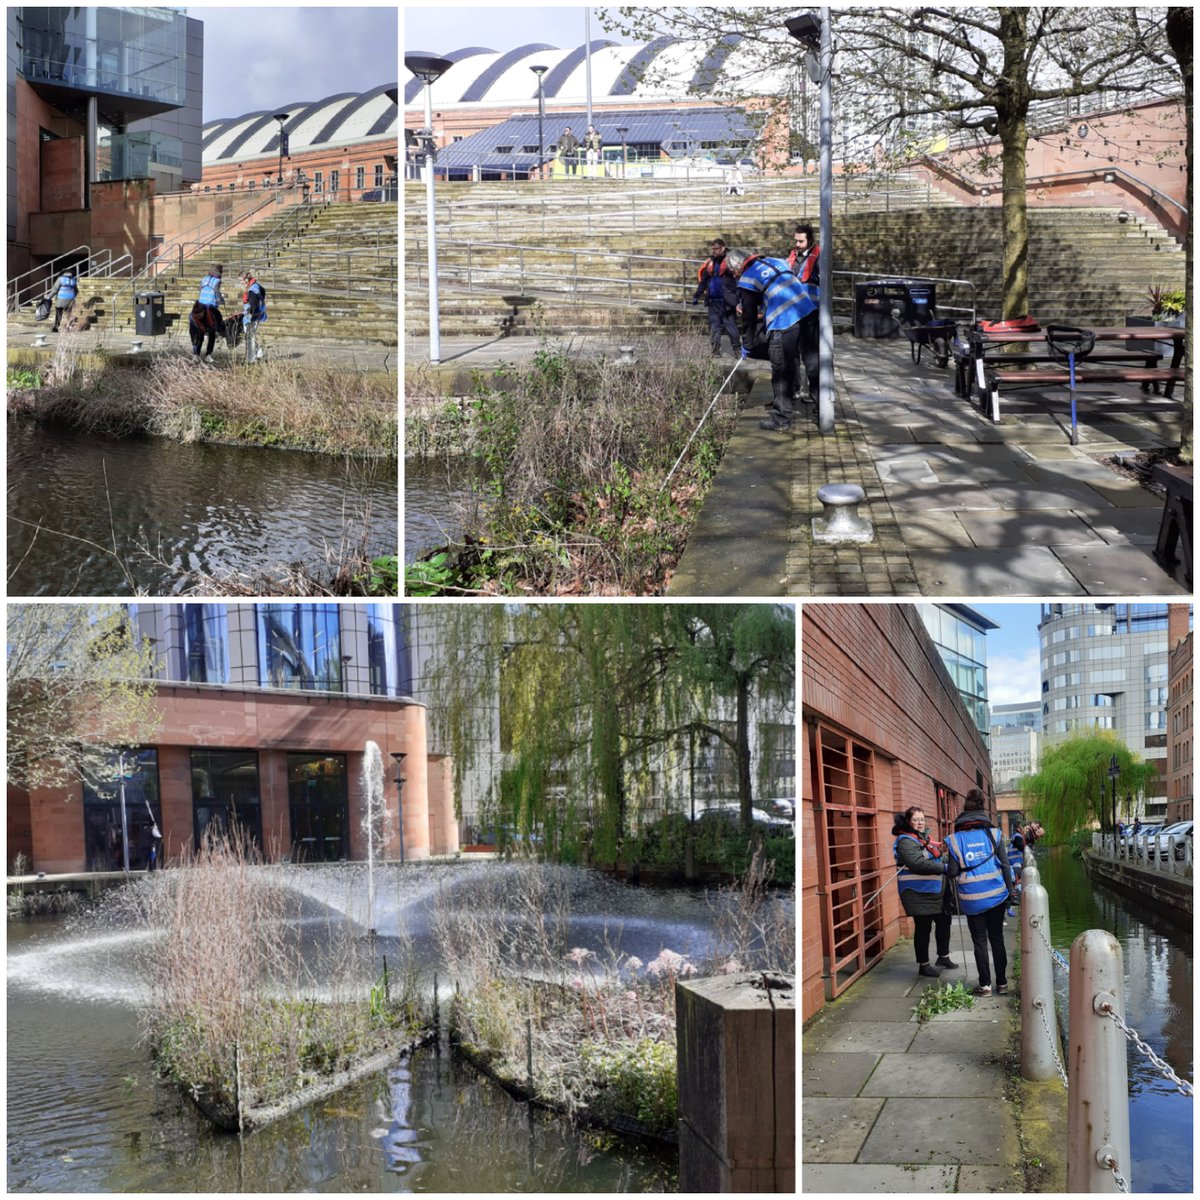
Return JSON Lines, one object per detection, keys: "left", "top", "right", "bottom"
{"left": 403, "top": 456, "right": 473, "bottom": 563}
{"left": 6, "top": 863, "right": 759, "bottom": 1192}
{"left": 1037, "top": 845, "right": 1192, "bottom": 1194}
{"left": 8, "top": 422, "right": 398, "bottom": 596}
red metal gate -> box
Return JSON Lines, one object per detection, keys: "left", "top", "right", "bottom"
{"left": 812, "top": 724, "right": 885, "bottom": 1000}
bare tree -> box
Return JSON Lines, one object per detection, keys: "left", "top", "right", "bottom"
{"left": 7, "top": 604, "right": 161, "bottom": 790}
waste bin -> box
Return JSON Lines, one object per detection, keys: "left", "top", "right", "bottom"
{"left": 853, "top": 278, "right": 938, "bottom": 338}
{"left": 134, "top": 291, "right": 166, "bottom": 336}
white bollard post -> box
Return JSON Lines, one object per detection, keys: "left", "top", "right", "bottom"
{"left": 1020, "top": 879, "right": 1061, "bottom": 1081}
{"left": 1066, "top": 930, "right": 1131, "bottom": 1193}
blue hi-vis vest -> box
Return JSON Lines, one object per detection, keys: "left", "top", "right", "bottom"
{"left": 242, "top": 281, "right": 266, "bottom": 326}
{"left": 737, "top": 256, "right": 817, "bottom": 331}
{"left": 893, "top": 833, "right": 943, "bottom": 895}
{"left": 947, "top": 826, "right": 1007, "bottom": 914}
{"left": 198, "top": 274, "right": 222, "bottom": 306}
{"left": 56, "top": 273, "right": 77, "bottom": 303}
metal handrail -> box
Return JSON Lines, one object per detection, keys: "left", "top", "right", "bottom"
{"left": 6, "top": 244, "right": 128, "bottom": 311}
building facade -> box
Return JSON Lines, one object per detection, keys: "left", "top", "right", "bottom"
{"left": 802, "top": 604, "right": 992, "bottom": 1021}
{"left": 990, "top": 700, "right": 1043, "bottom": 733}
{"left": 917, "top": 603, "right": 997, "bottom": 749}
{"left": 989, "top": 725, "right": 1040, "bottom": 792}
{"left": 8, "top": 603, "right": 457, "bottom": 875}
{"left": 1166, "top": 607, "right": 1193, "bottom": 824}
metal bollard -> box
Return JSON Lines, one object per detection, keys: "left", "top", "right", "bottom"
{"left": 812, "top": 483, "right": 874, "bottom": 544}
{"left": 1020, "top": 879, "right": 1061, "bottom": 1081}
{"left": 1066, "top": 930, "right": 1131, "bottom": 1193}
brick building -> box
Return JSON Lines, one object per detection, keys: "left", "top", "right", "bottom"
{"left": 1166, "top": 606, "right": 1193, "bottom": 823}
{"left": 802, "top": 604, "right": 993, "bottom": 1021}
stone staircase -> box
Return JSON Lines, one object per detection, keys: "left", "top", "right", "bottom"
{"left": 13, "top": 201, "right": 399, "bottom": 347}
{"left": 405, "top": 176, "right": 1184, "bottom": 337}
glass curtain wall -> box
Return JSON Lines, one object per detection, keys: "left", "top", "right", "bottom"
{"left": 368, "top": 603, "right": 412, "bottom": 697}
{"left": 190, "top": 749, "right": 262, "bottom": 848}
{"left": 258, "top": 604, "right": 342, "bottom": 691}
{"left": 179, "top": 604, "right": 230, "bottom": 684}
{"left": 81, "top": 749, "right": 161, "bottom": 872}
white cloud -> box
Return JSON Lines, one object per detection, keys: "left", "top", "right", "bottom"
{"left": 988, "top": 647, "right": 1042, "bottom": 708}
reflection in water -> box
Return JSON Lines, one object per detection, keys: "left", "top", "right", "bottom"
{"left": 8, "top": 422, "right": 397, "bottom": 595}
{"left": 1038, "top": 846, "right": 1192, "bottom": 1194}
{"left": 403, "top": 456, "right": 474, "bottom": 563}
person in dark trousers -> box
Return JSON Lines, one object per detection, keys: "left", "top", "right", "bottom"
{"left": 786, "top": 224, "right": 821, "bottom": 405}
{"left": 892, "top": 806, "right": 960, "bottom": 978}
{"left": 724, "top": 246, "right": 817, "bottom": 432}
{"left": 240, "top": 269, "right": 267, "bottom": 361}
{"left": 691, "top": 238, "right": 740, "bottom": 356}
{"left": 946, "top": 788, "right": 1015, "bottom": 996}
{"left": 191, "top": 264, "right": 225, "bottom": 363}
{"left": 558, "top": 126, "right": 580, "bottom": 175}
{"left": 50, "top": 268, "right": 78, "bottom": 332}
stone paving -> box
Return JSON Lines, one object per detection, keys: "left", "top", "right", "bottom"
{"left": 802, "top": 915, "right": 1030, "bottom": 1193}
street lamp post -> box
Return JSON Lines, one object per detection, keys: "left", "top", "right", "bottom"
{"left": 117, "top": 751, "right": 131, "bottom": 875}
{"left": 1108, "top": 754, "right": 1120, "bottom": 837}
{"left": 530, "top": 65, "right": 548, "bottom": 180}
{"left": 786, "top": 9, "right": 835, "bottom": 434}
{"left": 390, "top": 752, "right": 408, "bottom": 864}
{"left": 617, "top": 126, "right": 629, "bottom": 179}
{"left": 273, "top": 112, "right": 289, "bottom": 187}
{"left": 405, "top": 54, "right": 455, "bottom": 366}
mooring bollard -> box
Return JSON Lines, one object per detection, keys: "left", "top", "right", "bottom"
{"left": 1066, "top": 930, "right": 1131, "bottom": 1193}
{"left": 812, "top": 483, "right": 874, "bottom": 544}
{"left": 1020, "top": 877, "right": 1061, "bottom": 1081}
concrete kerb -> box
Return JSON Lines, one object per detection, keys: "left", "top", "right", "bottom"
{"left": 802, "top": 912, "right": 1067, "bottom": 1193}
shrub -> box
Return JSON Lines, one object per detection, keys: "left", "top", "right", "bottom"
{"left": 581, "top": 1038, "right": 678, "bottom": 1134}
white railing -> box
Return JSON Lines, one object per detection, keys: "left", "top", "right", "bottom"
{"left": 1091, "top": 831, "right": 1193, "bottom": 876}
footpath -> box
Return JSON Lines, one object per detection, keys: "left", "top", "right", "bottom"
{"left": 802, "top": 913, "right": 1066, "bottom": 1194}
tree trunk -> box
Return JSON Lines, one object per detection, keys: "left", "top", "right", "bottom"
{"left": 997, "top": 9, "right": 1032, "bottom": 321}
{"left": 736, "top": 672, "right": 753, "bottom": 835}
{"left": 1166, "top": 7, "right": 1193, "bottom": 463}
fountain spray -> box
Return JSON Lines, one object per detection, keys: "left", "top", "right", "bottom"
{"left": 360, "top": 741, "right": 390, "bottom": 938}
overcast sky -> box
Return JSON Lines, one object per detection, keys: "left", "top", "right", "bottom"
{"left": 404, "top": 6, "right": 636, "bottom": 58}
{"left": 975, "top": 603, "right": 1043, "bottom": 708}
{"left": 189, "top": 5, "right": 398, "bottom": 121}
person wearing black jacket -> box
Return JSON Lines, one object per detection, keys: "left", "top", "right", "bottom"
{"left": 892, "top": 807, "right": 960, "bottom": 978}
{"left": 691, "top": 239, "right": 740, "bottom": 356}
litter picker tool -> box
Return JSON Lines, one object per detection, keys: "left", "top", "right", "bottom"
{"left": 660, "top": 357, "right": 743, "bottom": 493}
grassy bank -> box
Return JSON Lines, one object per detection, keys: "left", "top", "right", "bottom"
{"left": 7, "top": 339, "right": 396, "bottom": 457}
{"left": 405, "top": 336, "right": 740, "bottom": 595}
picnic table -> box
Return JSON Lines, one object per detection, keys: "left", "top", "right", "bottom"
{"left": 955, "top": 323, "right": 1186, "bottom": 442}
{"left": 1153, "top": 462, "right": 1193, "bottom": 588}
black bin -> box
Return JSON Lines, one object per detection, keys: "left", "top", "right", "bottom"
{"left": 134, "top": 291, "right": 166, "bottom": 336}
{"left": 853, "top": 278, "right": 938, "bottom": 338}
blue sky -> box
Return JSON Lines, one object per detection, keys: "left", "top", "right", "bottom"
{"left": 975, "top": 603, "right": 1043, "bottom": 708}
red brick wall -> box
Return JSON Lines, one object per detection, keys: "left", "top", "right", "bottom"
{"left": 8, "top": 786, "right": 35, "bottom": 873}
{"left": 39, "top": 136, "right": 85, "bottom": 213}
{"left": 199, "top": 139, "right": 398, "bottom": 201}
{"left": 1166, "top": 606, "right": 1192, "bottom": 824}
{"left": 801, "top": 604, "right": 993, "bottom": 1020}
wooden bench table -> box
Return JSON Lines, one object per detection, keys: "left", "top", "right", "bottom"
{"left": 1153, "top": 462, "right": 1193, "bottom": 588}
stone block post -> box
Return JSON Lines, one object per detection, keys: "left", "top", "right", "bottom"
{"left": 676, "top": 971, "right": 795, "bottom": 1192}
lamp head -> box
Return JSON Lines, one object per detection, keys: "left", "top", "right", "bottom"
{"left": 273, "top": 112, "right": 289, "bottom": 125}
{"left": 785, "top": 11, "right": 821, "bottom": 50}
{"left": 530, "top": 64, "right": 549, "bottom": 77}
{"left": 405, "top": 53, "right": 455, "bottom": 84}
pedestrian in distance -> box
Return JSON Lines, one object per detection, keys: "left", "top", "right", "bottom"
{"left": 190, "top": 263, "right": 225, "bottom": 364}
{"left": 723, "top": 246, "right": 818, "bottom": 432}
{"left": 583, "top": 124, "right": 602, "bottom": 173}
{"left": 725, "top": 163, "right": 745, "bottom": 195}
{"left": 239, "top": 269, "right": 267, "bottom": 362}
{"left": 691, "top": 238, "right": 740, "bottom": 357}
{"left": 558, "top": 126, "right": 580, "bottom": 175}
{"left": 49, "top": 267, "right": 78, "bottom": 332}
{"left": 946, "top": 789, "right": 1016, "bottom": 997}
{"left": 892, "top": 806, "right": 960, "bottom": 979}
{"left": 148, "top": 823, "right": 162, "bottom": 871}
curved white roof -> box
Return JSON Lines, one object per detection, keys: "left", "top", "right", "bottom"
{"left": 203, "top": 85, "right": 399, "bottom": 164}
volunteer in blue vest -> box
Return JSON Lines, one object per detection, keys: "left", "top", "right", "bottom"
{"left": 191, "top": 264, "right": 225, "bottom": 363}
{"left": 691, "top": 239, "right": 740, "bottom": 357}
{"left": 725, "top": 246, "right": 818, "bottom": 432}
{"left": 786, "top": 224, "right": 821, "bottom": 403}
{"left": 946, "top": 789, "right": 1016, "bottom": 997}
{"left": 50, "top": 267, "right": 78, "bottom": 332}
{"left": 240, "top": 269, "right": 267, "bottom": 361}
{"left": 892, "top": 806, "right": 960, "bottom": 978}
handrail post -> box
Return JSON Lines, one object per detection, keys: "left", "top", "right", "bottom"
{"left": 1066, "top": 930, "right": 1130, "bottom": 1193}
{"left": 1020, "top": 877, "right": 1061, "bottom": 1081}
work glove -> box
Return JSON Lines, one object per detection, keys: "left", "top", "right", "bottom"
{"left": 740, "top": 345, "right": 750, "bottom": 359}
{"left": 691, "top": 298, "right": 699, "bottom": 306}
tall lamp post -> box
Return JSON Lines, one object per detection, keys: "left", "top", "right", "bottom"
{"left": 390, "top": 752, "right": 408, "bottom": 864}
{"left": 616, "top": 126, "right": 629, "bottom": 179}
{"left": 1108, "top": 754, "right": 1120, "bottom": 838}
{"left": 405, "top": 54, "right": 454, "bottom": 366}
{"left": 117, "top": 751, "right": 131, "bottom": 875}
{"left": 530, "top": 65, "right": 548, "bottom": 180}
{"left": 786, "top": 9, "right": 834, "bottom": 434}
{"left": 273, "top": 112, "right": 289, "bottom": 187}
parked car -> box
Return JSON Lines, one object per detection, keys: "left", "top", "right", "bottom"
{"left": 1148, "top": 820, "right": 1192, "bottom": 860}
{"left": 693, "top": 804, "right": 793, "bottom": 838}
{"left": 766, "top": 798, "right": 795, "bottom": 821}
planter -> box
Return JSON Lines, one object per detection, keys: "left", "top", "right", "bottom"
{"left": 1155, "top": 312, "right": 1186, "bottom": 362}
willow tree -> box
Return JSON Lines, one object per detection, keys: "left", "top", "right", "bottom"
{"left": 1018, "top": 731, "right": 1157, "bottom": 842}
{"left": 7, "top": 604, "right": 161, "bottom": 790}
{"left": 414, "top": 604, "right": 795, "bottom": 862}
{"left": 604, "top": 6, "right": 1180, "bottom": 320}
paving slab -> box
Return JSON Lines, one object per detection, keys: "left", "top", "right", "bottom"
{"left": 831, "top": 996, "right": 922, "bottom": 1024}
{"left": 909, "top": 545, "right": 1082, "bottom": 595}
{"left": 1080, "top": 508, "right": 1163, "bottom": 546}
{"left": 803, "top": 1051, "right": 883, "bottom": 1097}
{"left": 860, "top": 1052, "right": 1007, "bottom": 1098}
{"left": 957, "top": 510, "right": 1105, "bottom": 549}
{"left": 909, "top": 1019, "right": 1011, "bottom": 1054}
{"left": 981, "top": 481, "right": 1107, "bottom": 510}
{"left": 957, "top": 1165, "right": 1027, "bottom": 1192}
{"left": 802, "top": 1163, "right": 958, "bottom": 1192}
{"left": 857, "top": 1096, "right": 1020, "bottom": 1165}
{"left": 883, "top": 484, "right": 1000, "bottom": 512}
{"left": 1056, "top": 542, "right": 1189, "bottom": 595}
{"left": 810, "top": 1019, "right": 920, "bottom": 1055}
{"left": 802, "top": 1097, "right": 886, "bottom": 1161}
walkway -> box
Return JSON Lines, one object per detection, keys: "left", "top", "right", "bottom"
{"left": 802, "top": 915, "right": 1029, "bottom": 1193}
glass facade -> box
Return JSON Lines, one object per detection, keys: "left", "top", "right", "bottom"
{"left": 919, "top": 606, "right": 991, "bottom": 745}
{"left": 81, "top": 749, "right": 161, "bottom": 872}
{"left": 179, "top": 603, "right": 229, "bottom": 684}
{"left": 258, "top": 604, "right": 342, "bottom": 691}
{"left": 190, "top": 749, "right": 261, "bottom": 848}
{"left": 368, "top": 603, "right": 412, "bottom": 697}
{"left": 287, "top": 753, "right": 349, "bottom": 862}
{"left": 20, "top": 8, "right": 187, "bottom": 104}
{"left": 97, "top": 128, "right": 182, "bottom": 178}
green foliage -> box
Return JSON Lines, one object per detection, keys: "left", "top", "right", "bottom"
{"left": 7, "top": 367, "right": 41, "bottom": 389}
{"left": 362, "top": 555, "right": 398, "bottom": 595}
{"left": 1020, "top": 731, "right": 1155, "bottom": 841}
{"left": 580, "top": 1038, "right": 678, "bottom": 1134}
{"left": 1147, "top": 283, "right": 1187, "bottom": 318}
{"left": 912, "top": 980, "right": 975, "bottom": 1022}
{"left": 404, "top": 552, "right": 453, "bottom": 595}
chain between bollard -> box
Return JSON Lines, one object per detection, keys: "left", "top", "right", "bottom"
{"left": 1100, "top": 1150, "right": 1130, "bottom": 1193}
{"left": 1030, "top": 915, "right": 1071, "bottom": 973}
{"left": 1097, "top": 1002, "right": 1195, "bottom": 1096}
{"left": 1033, "top": 996, "right": 1069, "bottom": 1089}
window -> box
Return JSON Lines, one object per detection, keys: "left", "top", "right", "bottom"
{"left": 1089, "top": 644, "right": 1125, "bottom": 661}
{"left": 1144, "top": 662, "right": 1168, "bottom": 683}
{"left": 1146, "top": 710, "right": 1167, "bottom": 730}
{"left": 288, "top": 753, "right": 348, "bottom": 862}
{"left": 179, "top": 604, "right": 229, "bottom": 684}
{"left": 374, "top": 163, "right": 385, "bottom": 187}
{"left": 452, "top": 135, "right": 463, "bottom": 143}
{"left": 258, "top": 604, "right": 342, "bottom": 691}
{"left": 760, "top": 723, "right": 796, "bottom": 796}
{"left": 368, "top": 603, "right": 412, "bottom": 697}
{"left": 1090, "top": 694, "right": 1115, "bottom": 706}
{"left": 248, "top": 179, "right": 255, "bottom": 189}
{"left": 82, "top": 749, "right": 160, "bottom": 872}
{"left": 522, "top": 144, "right": 540, "bottom": 153}
{"left": 1092, "top": 716, "right": 1114, "bottom": 729}
{"left": 190, "top": 749, "right": 261, "bottom": 849}
{"left": 493, "top": 146, "right": 514, "bottom": 155}
{"left": 1146, "top": 687, "right": 1168, "bottom": 706}
{"left": 329, "top": 169, "right": 339, "bottom": 196}
{"left": 313, "top": 170, "right": 323, "bottom": 192}
{"left": 1090, "top": 669, "right": 1126, "bottom": 684}
{"left": 355, "top": 165, "right": 365, "bottom": 190}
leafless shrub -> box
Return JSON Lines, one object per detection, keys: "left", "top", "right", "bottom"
{"left": 705, "top": 845, "right": 797, "bottom": 977}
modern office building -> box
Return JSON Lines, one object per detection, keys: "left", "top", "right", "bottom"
{"left": 917, "top": 604, "right": 997, "bottom": 751}
{"left": 989, "top": 724, "right": 1040, "bottom": 792}
{"left": 1038, "top": 603, "right": 1187, "bottom": 821}
{"left": 1166, "top": 606, "right": 1193, "bottom": 824}
{"left": 7, "top": 603, "right": 457, "bottom": 875}
{"left": 802, "top": 604, "right": 992, "bottom": 1019}
{"left": 991, "top": 700, "right": 1042, "bottom": 733}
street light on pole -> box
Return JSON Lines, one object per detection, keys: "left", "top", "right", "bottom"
{"left": 390, "top": 752, "right": 408, "bottom": 863}
{"left": 405, "top": 53, "right": 455, "bottom": 366}
{"left": 786, "top": 9, "right": 835, "bottom": 434}
{"left": 273, "top": 112, "right": 289, "bottom": 187}
{"left": 117, "top": 751, "right": 131, "bottom": 875}
{"left": 616, "top": 126, "right": 629, "bottom": 178}
{"left": 530, "top": 65, "right": 548, "bottom": 180}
